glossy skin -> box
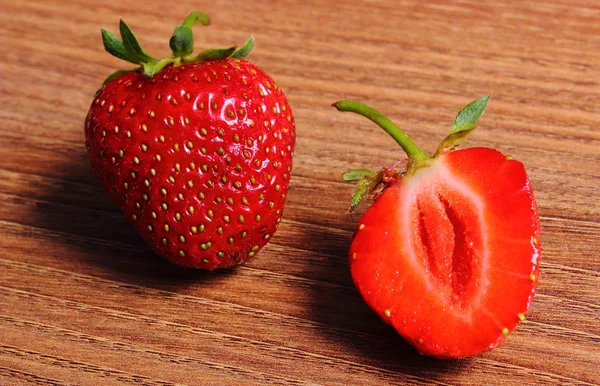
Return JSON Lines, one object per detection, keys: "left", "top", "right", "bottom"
{"left": 349, "top": 148, "right": 540, "bottom": 358}
{"left": 85, "top": 59, "right": 295, "bottom": 269}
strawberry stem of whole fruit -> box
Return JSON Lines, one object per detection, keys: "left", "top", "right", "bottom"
{"left": 334, "top": 95, "right": 490, "bottom": 211}
{"left": 100, "top": 12, "right": 254, "bottom": 83}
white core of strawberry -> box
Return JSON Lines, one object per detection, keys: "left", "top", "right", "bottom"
{"left": 397, "top": 157, "right": 490, "bottom": 321}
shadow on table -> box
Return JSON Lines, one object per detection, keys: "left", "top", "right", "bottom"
{"left": 33, "top": 150, "right": 230, "bottom": 288}
{"left": 37, "top": 149, "right": 468, "bottom": 379}
{"left": 299, "top": 208, "right": 471, "bottom": 381}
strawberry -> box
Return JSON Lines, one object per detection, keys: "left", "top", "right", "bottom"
{"left": 334, "top": 96, "right": 540, "bottom": 358}
{"left": 85, "top": 12, "right": 295, "bottom": 269}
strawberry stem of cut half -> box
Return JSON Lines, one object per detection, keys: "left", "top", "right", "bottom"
{"left": 100, "top": 12, "right": 254, "bottom": 83}
{"left": 334, "top": 95, "right": 490, "bottom": 211}
{"left": 334, "top": 101, "right": 430, "bottom": 168}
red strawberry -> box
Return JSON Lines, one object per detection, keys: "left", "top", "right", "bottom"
{"left": 85, "top": 12, "right": 295, "bottom": 269}
{"left": 334, "top": 96, "right": 540, "bottom": 358}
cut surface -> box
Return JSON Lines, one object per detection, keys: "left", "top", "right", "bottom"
{"left": 349, "top": 147, "right": 540, "bottom": 358}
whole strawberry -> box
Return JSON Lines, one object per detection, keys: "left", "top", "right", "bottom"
{"left": 334, "top": 96, "right": 540, "bottom": 358}
{"left": 85, "top": 12, "right": 295, "bottom": 269}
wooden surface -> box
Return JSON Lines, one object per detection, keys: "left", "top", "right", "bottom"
{"left": 1, "top": 0, "right": 599, "bottom": 384}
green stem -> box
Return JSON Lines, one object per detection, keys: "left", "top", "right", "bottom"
{"left": 333, "top": 101, "right": 429, "bottom": 163}
{"left": 182, "top": 12, "right": 211, "bottom": 28}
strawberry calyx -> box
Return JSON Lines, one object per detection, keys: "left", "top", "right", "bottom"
{"left": 341, "top": 166, "right": 402, "bottom": 212}
{"left": 100, "top": 12, "right": 254, "bottom": 83}
{"left": 435, "top": 95, "right": 491, "bottom": 156}
{"left": 334, "top": 95, "right": 490, "bottom": 210}
{"left": 342, "top": 169, "right": 384, "bottom": 212}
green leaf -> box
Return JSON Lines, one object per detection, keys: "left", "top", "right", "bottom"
{"left": 348, "top": 171, "right": 384, "bottom": 212}
{"left": 350, "top": 178, "right": 372, "bottom": 212}
{"left": 142, "top": 58, "right": 177, "bottom": 77}
{"left": 231, "top": 36, "right": 255, "bottom": 59}
{"left": 170, "top": 25, "right": 194, "bottom": 57}
{"left": 436, "top": 95, "right": 491, "bottom": 156}
{"left": 342, "top": 169, "right": 375, "bottom": 182}
{"left": 101, "top": 29, "right": 138, "bottom": 64}
{"left": 436, "top": 131, "right": 471, "bottom": 155}
{"left": 182, "top": 12, "right": 211, "bottom": 28}
{"left": 119, "top": 19, "right": 155, "bottom": 64}
{"left": 194, "top": 46, "right": 236, "bottom": 61}
{"left": 102, "top": 69, "right": 133, "bottom": 85}
{"left": 451, "top": 95, "right": 490, "bottom": 134}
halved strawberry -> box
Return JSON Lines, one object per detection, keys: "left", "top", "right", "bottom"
{"left": 334, "top": 96, "right": 541, "bottom": 358}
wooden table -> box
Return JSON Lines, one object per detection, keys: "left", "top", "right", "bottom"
{"left": 1, "top": 0, "right": 598, "bottom": 384}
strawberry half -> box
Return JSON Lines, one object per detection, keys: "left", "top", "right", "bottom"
{"left": 334, "top": 96, "right": 540, "bottom": 358}
{"left": 85, "top": 13, "right": 295, "bottom": 269}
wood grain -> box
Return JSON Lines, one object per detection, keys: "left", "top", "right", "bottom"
{"left": 1, "top": 0, "right": 599, "bottom": 384}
